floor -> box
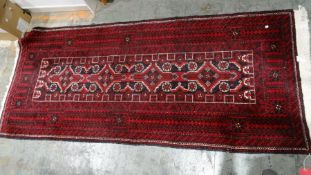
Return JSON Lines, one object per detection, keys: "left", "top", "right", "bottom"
{"left": 0, "top": 0, "right": 311, "bottom": 174}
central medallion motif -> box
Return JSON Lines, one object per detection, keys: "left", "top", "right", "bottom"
{"left": 33, "top": 50, "right": 255, "bottom": 104}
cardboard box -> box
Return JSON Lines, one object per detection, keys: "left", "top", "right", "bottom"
{"left": 0, "top": 0, "right": 31, "bottom": 40}
{"left": 0, "top": 29, "right": 16, "bottom": 40}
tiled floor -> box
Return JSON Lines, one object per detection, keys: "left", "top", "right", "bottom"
{"left": 0, "top": 0, "right": 311, "bottom": 174}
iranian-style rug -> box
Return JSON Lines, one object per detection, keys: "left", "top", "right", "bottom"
{"left": 1, "top": 10, "right": 310, "bottom": 153}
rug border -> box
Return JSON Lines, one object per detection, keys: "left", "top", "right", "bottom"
{"left": 0, "top": 9, "right": 310, "bottom": 154}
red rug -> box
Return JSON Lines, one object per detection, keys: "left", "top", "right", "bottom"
{"left": 0, "top": 10, "right": 310, "bottom": 153}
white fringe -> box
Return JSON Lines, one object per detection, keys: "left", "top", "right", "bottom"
{"left": 0, "top": 41, "right": 20, "bottom": 126}
{"left": 295, "top": 6, "right": 311, "bottom": 137}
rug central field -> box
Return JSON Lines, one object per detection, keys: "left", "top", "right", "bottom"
{"left": 0, "top": 10, "right": 309, "bottom": 153}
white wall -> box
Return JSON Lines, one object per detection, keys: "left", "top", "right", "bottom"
{"left": 12, "top": 0, "right": 97, "bottom": 13}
